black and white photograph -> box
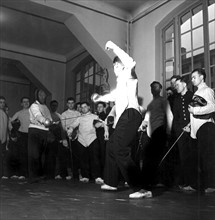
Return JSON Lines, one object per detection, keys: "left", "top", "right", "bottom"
{"left": 0, "top": 0, "right": 215, "bottom": 219}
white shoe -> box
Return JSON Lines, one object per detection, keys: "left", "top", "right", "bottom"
{"left": 55, "top": 175, "right": 62, "bottom": 180}
{"left": 205, "top": 188, "right": 215, "bottom": 193}
{"left": 129, "top": 189, "right": 152, "bottom": 199}
{"left": 18, "top": 176, "right": 26, "bottom": 180}
{"left": 101, "top": 184, "right": 117, "bottom": 191}
{"left": 79, "top": 177, "right": 89, "bottom": 183}
{"left": 181, "top": 186, "right": 196, "bottom": 192}
{"left": 95, "top": 177, "right": 104, "bottom": 185}
{"left": 66, "top": 176, "right": 72, "bottom": 180}
{"left": 10, "top": 175, "right": 19, "bottom": 179}
{"left": 1, "top": 176, "right": 8, "bottom": 180}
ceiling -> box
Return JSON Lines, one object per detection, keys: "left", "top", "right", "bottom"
{"left": 0, "top": 0, "right": 163, "bottom": 61}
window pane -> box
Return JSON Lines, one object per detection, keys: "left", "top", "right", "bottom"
{"left": 76, "top": 72, "right": 81, "bottom": 81}
{"left": 165, "top": 25, "right": 174, "bottom": 40}
{"left": 165, "top": 61, "right": 174, "bottom": 80}
{"left": 192, "top": 5, "right": 203, "bottom": 28}
{"left": 193, "top": 27, "right": 204, "bottom": 49}
{"left": 76, "top": 94, "right": 80, "bottom": 102}
{"left": 210, "top": 44, "right": 215, "bottom": 65}
{"left": 76, "top": 82, "right": 80, "bottom": 93}
{"left": 182, "top": 52, "right": 192, "bottom": 74}
{"left": 89, "top": 65, "right": 94, "bottom": 76}
{"left": 211, "top": 66, "right": 215, "bottom": 89}
{"left": 193, "top": 48, "right": 205, "bottom": 69}
{"left": 165, "top": 41, "right": 174, "bottom": 59}
{"left": 95, "top": 75, "right": 101, "bottom": 86}
{"left": 84, "top": 77, "right": 88, "bottom": 83}
{"left": 181, "top": 32, "right": 191, "bottom": 52}
{"left": 209, "top": 21, "right": 215, "bottom": 43}
{"left": 84, "top": 70, "right": 88, "bottom": 78}
{"left": 180, "top": 11, "right": 191, "bottom": 33}
{"left": 208, "top": 0, "right": 215, "bottom": 21}
{"left": 89, "top": 75, "right": 93, "bottom": 85}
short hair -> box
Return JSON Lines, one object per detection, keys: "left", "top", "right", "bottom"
{"left": 96, "top": 101, "right": 106, "bottom": 108}
{"left": 0, "top": 96, "right": 6, "bottom": 100}
{"left": 170, "top": 75, "right": 180, "bottom": 81}
{"left": 150, "top": 81, "right": 162, "bottom": 89}
{"left": 175, "top": 76, "right": 188, "bottom": 85}
{"left": 50, "top": 100, "right": 58, "bottom": 105}
{"left": 81, "top": 101, "right": 90, "bottom": 107}
{"left": 113, "top": 56, "right": 122, "bottom": 65}
{"left": 191, "top": 68, "right": 206, "bottom": 81}
{"left": 66, "top": 97, "right": 75, "bottom": 103}
{"left": 20, "top": 96, "right": 30, "bottom": 102}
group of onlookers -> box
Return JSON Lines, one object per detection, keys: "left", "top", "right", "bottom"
{"left": 1, "top": 65, "right": 215, "bottom": 196}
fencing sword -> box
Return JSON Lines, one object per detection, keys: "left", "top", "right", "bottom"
{"left": 158, "top": 123, "right": 190, "bottom": 167}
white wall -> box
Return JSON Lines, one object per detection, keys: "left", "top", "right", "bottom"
{"left": 1, "top": 49, "right": 66, "bottom": 112}
{"left": 131, "top": 0, "right": 186, "bottom": 108}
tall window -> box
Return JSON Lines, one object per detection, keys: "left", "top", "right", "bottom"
{"left": 162, "top": 0, "right": 215, "bottom": 91}
{"left": 75, "top": 59, "right": 106, "bottom": 103}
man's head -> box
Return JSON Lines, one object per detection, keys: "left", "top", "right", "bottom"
{"left": 96, "top": 102, "right": 106, "bottom": 113}
{"left": 170, "top": 75, "right": 180, "bottom": 90}
{"left": 0, "top": 96, "right": 6, "bottom": 110}
{"left": 166, "top": 87, "right": 174, "bottom": 98}
{"left": 81, "top": 102, "right": 91, "bottom": 114}
{"left": 66, "top": 97, "right": 75, "bottom": 110}
{"left": 21, "top": 97, "right": 30, "bottom": 109}
{"left": 75, "top": 102, "right": 82, "bottom": 113}
{"left": 150, "top": 81, "right": 162, "bottom": 97}
{"left": 35, "top": 89, "right": 46, "bottom": 104}
{"left": 113, "top": 56, "right": 125, "bottom": 77}
{"left": 191, "top": 68, "right": 206, "bottom": 87}
{"left": 175, "top": 77, "right": 188, "bottom": 95}
{"left": 50, "top": 100, "right": 58, "bottom": 113}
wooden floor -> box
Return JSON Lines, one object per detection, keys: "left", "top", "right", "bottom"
{"left": 0, "top": 179, "right": 215, "bottom": 220}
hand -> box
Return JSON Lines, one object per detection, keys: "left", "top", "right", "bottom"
{"left": 44, "top": 118, "right": 52, "bottom": 128}
{"left": 188, "top": 105, "right": 194, "bottom": 114}
{"left": 91, "top": 93, "right": 101, "bottom": 103}
{"left": 183, "top": 123, "right": 191, "bottom": 133}
{"left": 139, "top": 121, "right": 148, "bottom": 131}
{"left": 104, "top": 130, "right": 109, "bottom": 141}
{"left": 105, "top": 41, "right": 115, "bottom": 50}
{"left": 67, "top": 128, "right": 73, "bottom": 137}
{"left": 62, "top": 139, "right": 68, "bottom": 148}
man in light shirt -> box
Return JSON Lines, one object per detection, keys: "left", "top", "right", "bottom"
{"left": 0, "top": 96, "right": 9, "bottom": 179}
{"left": 61, "top": 97, "right": 81, "bottom": 180}
{"left": 28, "top": 89, "right": 52, "bottom": 183}
{"left": 187, "top": 68, "right": 215, "bottom": 193}
{"left": 11, "top": 97, "right": 30, "bottom": 179}
{"left": 67, "top": 102, "right": 107, "bottom": 184}
{"left": 92, "top": 41, "right": 152, "bottom": 199}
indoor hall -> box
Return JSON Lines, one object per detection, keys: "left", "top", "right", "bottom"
{"left": 1, "top": 0, "right": 215, "bottom": 219}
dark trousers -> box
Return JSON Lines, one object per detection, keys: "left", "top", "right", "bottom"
{"left": 175, "top": 130, "right": 192, "bottom": 186}
{"left": 104, "top": 108, "right": 142, "bottom": 191}
{"left": 96, "top": 128, "right": 106, "bottom": 177}
{"left": 77, "top": 139, "right": 101, "bottom": 179}
{"left": 17, "top": 132, "right": 28, "bottom": 177}
{"left": 0, "top": 141, "right": 8, "bottom": 177}
{"left": 28, "top": 128, "right": 48, "bottom": 179}
{"left": 196, "top": 122, "right": 215, "bottom": 190}
{"left": 44, "top": 140, "right": 58, "bottom": 178}
{"left": 141, "top": 125, "right": 167, "bottom": 187}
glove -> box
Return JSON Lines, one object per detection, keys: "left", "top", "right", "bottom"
{"left": 91, "top": 93, "right": 101, "bottom": 103}
{"left": 44, "top": 118, "right": 52, "bottom": 128}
